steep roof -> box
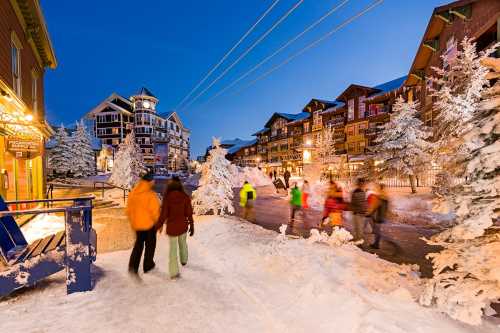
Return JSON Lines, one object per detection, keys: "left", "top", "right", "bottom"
{"left": 264, "top": 112, "right": 310, "bottom": 128}
{"left": 252, "top": 128, "right": 270, "bottom": 136}
{"left": 366, "top": 75, "right": 407, "bottom": 100}
{"left": 135, "top": 87, "right": 156, "bottom": 98}
{"left": 227, "top": 139, "right": 257, "bottom": 155}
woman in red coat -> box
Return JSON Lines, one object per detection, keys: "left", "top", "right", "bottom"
{"left": 156, "top": 176, "right": 194, "bottom": 279}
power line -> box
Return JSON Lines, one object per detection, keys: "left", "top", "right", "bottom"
{"left": 181, "top": 0, "right": 305, "bottom": 111}
{"left": 175, "top": 0, "right": 281, "bottom": 110}
{"left": 205, "top": 0, "right": 351, "bottom": 105}
{"left": 237, "top": 0, "right": 383, "bottom": 95}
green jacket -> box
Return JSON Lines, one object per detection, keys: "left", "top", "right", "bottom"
{"left": 240, "top": 183, "right": 257, "bottom": 207}
{"left": 290, "top": 187, "right": 302, "bottom": 207}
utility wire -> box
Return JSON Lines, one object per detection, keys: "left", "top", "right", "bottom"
{"left": 237, "top": 0, "right": 383, "bottom": 95}
{"left": 205, "top": 0, "right": 350, "bottom": 105}
{"left": 181, "top": 0, "right": 305, "bottom": 111}
{"left": 175, "top": 0, "right": 281, "bottom": 110}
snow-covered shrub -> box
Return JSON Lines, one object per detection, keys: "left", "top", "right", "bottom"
{"left": 308, "top": 227, "right": 353, "bottom": 246}
{"left": 192, "top": 138, "right": 234, "bottom": 215}
{"left": 420, "top": 55, "right": 500, "bottom": 325}
{"left": 230, "top": 165, "right": 273, "bottom": 188}
{"left": 109, "top": 131, "right": 145, "bottom": 190}
{"left": 372, "top": 96, "right": 431, "bottom": 193}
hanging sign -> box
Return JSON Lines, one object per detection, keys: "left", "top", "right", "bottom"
{"left": 6, "top": 136, "right": 41, "bottom": 159}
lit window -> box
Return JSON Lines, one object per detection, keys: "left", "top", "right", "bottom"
{"left": 348, "top": 99, "right": 355, "bottom": 121}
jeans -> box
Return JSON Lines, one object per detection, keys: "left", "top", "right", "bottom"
{"left": 169, "top": 233, "right": 188, "bottom": 278}
{"left": 243, "top": 200, "right": 255, "bottom": 221}
{"left": 370, "top": 219, "right": 382, "bottom": 247}
{"left": 352, "top": 214, "right": 366, "bottom": 241}
{"left": 129, "top": 227, "right": 157, "bottom": 273}
{"left": 290, "top": 205, "right": 301, "bottom": 222}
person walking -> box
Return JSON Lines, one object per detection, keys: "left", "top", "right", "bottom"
{"left": 290, "top": 183, "right": 302, "bottom": 224}
{"left": 126, "top": 172, "right": 160, "bottom": 276}
{"left": 284, "top": 170, "right": 291, "bottom": 189}
{"left": 156, "top": 176, "right": 194, "bottom": 279}
{"left": 366, "top": 183, "right": 388, "bottom": 249}
{"left": 321, "top": 181, "right": 345, "bottom": 230}
{"left": 273, "top": 170, "right": 277, "bottom": 180}
{"left": 269, "top": 171, "right": 273, "bottom": 179}
{"left": 350, "top": 178, "right": 367, "bottom": 242}
{"left": 240, "top": 181, "right": 257, "bottom": 221}
{"left": 302, "top": 180, "right": 310, "bottom": 209}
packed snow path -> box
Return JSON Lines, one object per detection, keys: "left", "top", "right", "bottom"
{"left": 1, "top": 216, "right": 497, "bottom": 332}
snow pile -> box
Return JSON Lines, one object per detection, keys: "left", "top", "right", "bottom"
{"left": 230, "top": 165, "right": 273, "bottom": 188}
{"left": 2, "top": 216, "right": 500, "bottom": 332}
{"left": 104, "top": 188, "right": 127, "bottom": 207}
{"left": 21, "top": 214, "right": 65, "bottom": 243}
{"left": 307, "top": 227, "right": 353, "bottom": 246}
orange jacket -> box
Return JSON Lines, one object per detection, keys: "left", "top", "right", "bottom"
{"left": 126, "top": 180, "right": 161, "bottom": 231}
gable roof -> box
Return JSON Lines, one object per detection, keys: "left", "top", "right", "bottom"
{"left": 252, "top": 128, "right": 270, "bottom": 136}
{"left": 227, "top": 139, "right": 257, "bottom": 155}
{"left": 85, "top": 93, "right": 133, "bottom": 119}
{"left": 336, "top": 84, "right": 378, "bottom": 102}
{"left": 264, "top": 112, "right": 310, "bottom": 128}
{"left": 302, "top": 98, "right": 337, "bottom": 112}
{"left": 366, "top": 75, "right": 407, "bottom": 100}
{"left": 162, "top": 111, "right": 185, "bottom": 129}
{"left": 404, "top": 0, "right": 482, "bottom": 86}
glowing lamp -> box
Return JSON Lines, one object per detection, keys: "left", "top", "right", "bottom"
{"left": 143, "top": 101, "right": 151, "bottom": 109}
{"left": 24, "top": 114, "right": 33, "bottom": 122}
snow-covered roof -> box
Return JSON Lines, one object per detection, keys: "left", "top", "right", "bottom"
{"left": 321, "top": 102, "right": 345, "bottom": 114}
{"left": 252, "top": 128, "right": 270, "bottom": 136}
{"left": 277, "top": 112, "right": 310, "bottom": 121}
{"left": 367, "top": 76, "right": 407, "bottom": 100}
{"left": 227, "top": 139, "right": 257, "bottom": 154}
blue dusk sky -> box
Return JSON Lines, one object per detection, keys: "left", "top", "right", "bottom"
{"left": 41, "top": 0, "right": 450, "bottom": 157}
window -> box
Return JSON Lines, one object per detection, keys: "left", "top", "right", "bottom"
{"left": 11, "top": 35, "right": 21, "bottom": 96}
{"left": 346, "top": 125, "right": 354, "bottom": 136}
{"left": 112, "top": 139, "right": 120, "bottom": 145}
{"left": 358, "top": 96, "right": 366, "bottom": 119}
{"left": 348, "top": 99, "right": 355, "bottom": 121}
{"left": 357, "top": 122, "right": 367, "bottom": 135}
{"left": 112, "top": 128, "right": 120, "bottom": 135}
{"left": 303, "top": 122, "right": 310, "bottom": 133}
{"left": 31, "top": 72, "right": 38, "bottom": 115}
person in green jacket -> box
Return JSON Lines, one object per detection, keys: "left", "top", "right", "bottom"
{"left": 290, "top": 183, "right": 302, "bottom": 223}
{"left": 240, "top": 181, "right": 257, "bottom": 221}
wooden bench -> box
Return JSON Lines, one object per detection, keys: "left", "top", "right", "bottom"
{"left": 0, "top": 196, "right": 97, "bottom": 298}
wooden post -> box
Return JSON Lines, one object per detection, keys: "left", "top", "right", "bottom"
{"left": 65, "top": 199, "right": 95, "bottom": 294}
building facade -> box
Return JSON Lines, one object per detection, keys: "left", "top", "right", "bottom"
{"left": 86, "top": 87, "right": 190, "bottom": 173}
{"left": 0, "top": 0, "right": 56, "bottom": 201}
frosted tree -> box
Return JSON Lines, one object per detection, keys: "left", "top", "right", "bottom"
{"left": 430, "top": 37, "right": 499, "bottom": 182}
{"left": 70, "top": 121, "right": 96, "bottom": 178}
{"left": 109, "top": 131, "right": 145, "bottom": 190}
{"left": 315, "top": 125, "right": 336, "bottom": 164}
{"left": 372, "top": 96, "right": 431, "bottom": 193}
{"left": 192, "top": 137, "right": 234, "bottom": 215}
{"left": 48, "top": 125, "right": 73, "bottom": 177}
{"left": 420, "top": 57, "right": 500, "bottom": 326}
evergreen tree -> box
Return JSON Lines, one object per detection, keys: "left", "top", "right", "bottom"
{"left": 420, "top": 56, "right": 500, "bottom": 325}
{"left": 70, "top": 121, "right": 96, "bottom": 178}
{"left": 372, "top": 96, "right": 431, "bottom": 193}
{"left": 192, "top": 137, "right": 234, "bottom": 215}
{"left": 430, "top": 37, "right": 498, "bottom": 180}
{"left": 315, "top": 125, "right": 336, "bottom": 164}
{"left": 48, "top": 125, "right": 73, "bottom": 177}
{"left": 109, "top": 131, "right": 145, "bottom": 190}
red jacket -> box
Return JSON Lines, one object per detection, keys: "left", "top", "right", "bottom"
{"left": 158, "top": 190, "right": 194, "bottom": 236}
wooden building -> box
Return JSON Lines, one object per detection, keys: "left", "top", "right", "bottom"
{"left": 0, "top": 0, "right": 56, "bottom": 201}
{"left": 404, "top": 0, "right": 500, "bottom": 126}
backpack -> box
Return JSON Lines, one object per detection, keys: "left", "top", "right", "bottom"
{"left": 247, "top": 191, "right": 254, "bottom": 200}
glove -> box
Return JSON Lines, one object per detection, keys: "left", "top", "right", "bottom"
{"left": 188, "top": 222, "right": 194, "bottom": 237}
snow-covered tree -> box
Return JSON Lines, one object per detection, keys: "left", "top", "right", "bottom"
{"left": 109, "top": 131, "right": 145, "bottom": 190}
{"left": 372, "top": 96, "right": 431, "bottom": 193}
{"left": 48, "top": 125, "right": 73, "bottom": 177}
{"left": 420, "top": 57, "right": 500, "bottom": 325}
{"left": 430, "top": 37, "right": 499, "bottom": 181}
{"left": 192, "top": 137, "right": 234, "bottom": 215}
{"left": 70, "top": 121, "right": 96, "bottom": 178}
{"left": 315, "top": 125, "right": 336, "bottom": 164}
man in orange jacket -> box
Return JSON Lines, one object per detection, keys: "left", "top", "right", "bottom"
{"left": 126, "top": 172, "right": 160, "bottom": 275}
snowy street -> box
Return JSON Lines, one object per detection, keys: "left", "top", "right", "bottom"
{"left": 2, "top": 216, "right": 498, "bottom": 333}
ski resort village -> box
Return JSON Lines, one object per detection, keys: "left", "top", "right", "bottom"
{"left": 1, "top": 0, "right": 500, "bottom": 332}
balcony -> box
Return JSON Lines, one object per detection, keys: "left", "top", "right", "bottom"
{"left": 312, "top": 124, "right": 322, "bottom": 131}
{"left": 289, "top": 130, "right": 303, "bottom": 137}
{"left": 326, "top": 117, "right": 345, "bottom": 127}
{"left": 270, "top": 133, "right": 287, "bottom": 141}
{"left": 365, "top": 127, "right": 381, "bottom": 136}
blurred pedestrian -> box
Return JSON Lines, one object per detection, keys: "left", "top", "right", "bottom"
{"left": 350, "top": 178, "right": 367, "bottom": 242}
{"left": 240, "top": 181, "right": 257, "bottom": 221}
{"left": 290, "top": 183, "right": 302, "bottom": 223}
{"left": 127, "top": 172, "right": 160, "bottom": 276}
{"left": 321, "top": 181, "right": 345, "bottom": 230}
{"left": 273, "top": 170, "right": 277, "bottom": 180}
{"left": 269, "top": 171, "right": 273, "bottom": 179}
{"left": 302, "top": 180, "right": 310, "bottom": 209}
{"left": 284, "top": 170, "right": 291, "bottom": 189}
{"left": 156, "top": 176, "right": 194, "bottom": 279}
{"left": 366, "top": 183, "right": 388, "bottom": 249}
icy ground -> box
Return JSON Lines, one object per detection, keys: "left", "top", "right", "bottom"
{"left": 2, "top": 216, "right": 498, "bottom": 333}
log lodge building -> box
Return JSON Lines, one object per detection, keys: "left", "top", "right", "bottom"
{"left": 225, "top": 0, "right": 499, "bottom": 183}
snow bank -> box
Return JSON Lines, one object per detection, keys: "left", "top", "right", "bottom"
{"left": 187, "top": 166, "right": 272, "bottom": 188}
{"left": 3, "top": 216, "right": 499, "bottom": 332}
{"left": 104, "top": 188, "right": 127, "bottom": 207}
{"left": 21, "top": 214, "right": 65, "bottom": 243}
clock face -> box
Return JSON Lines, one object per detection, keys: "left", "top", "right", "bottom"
{"left": 143, "top": 101, "right": 151, "bottom": 109}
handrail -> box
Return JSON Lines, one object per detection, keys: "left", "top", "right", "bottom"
{"left": 5, "top": 196, "right": 95, "bottom": 205}
{"left": 0, "top": 205, "right": 90, "bottom": 217}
